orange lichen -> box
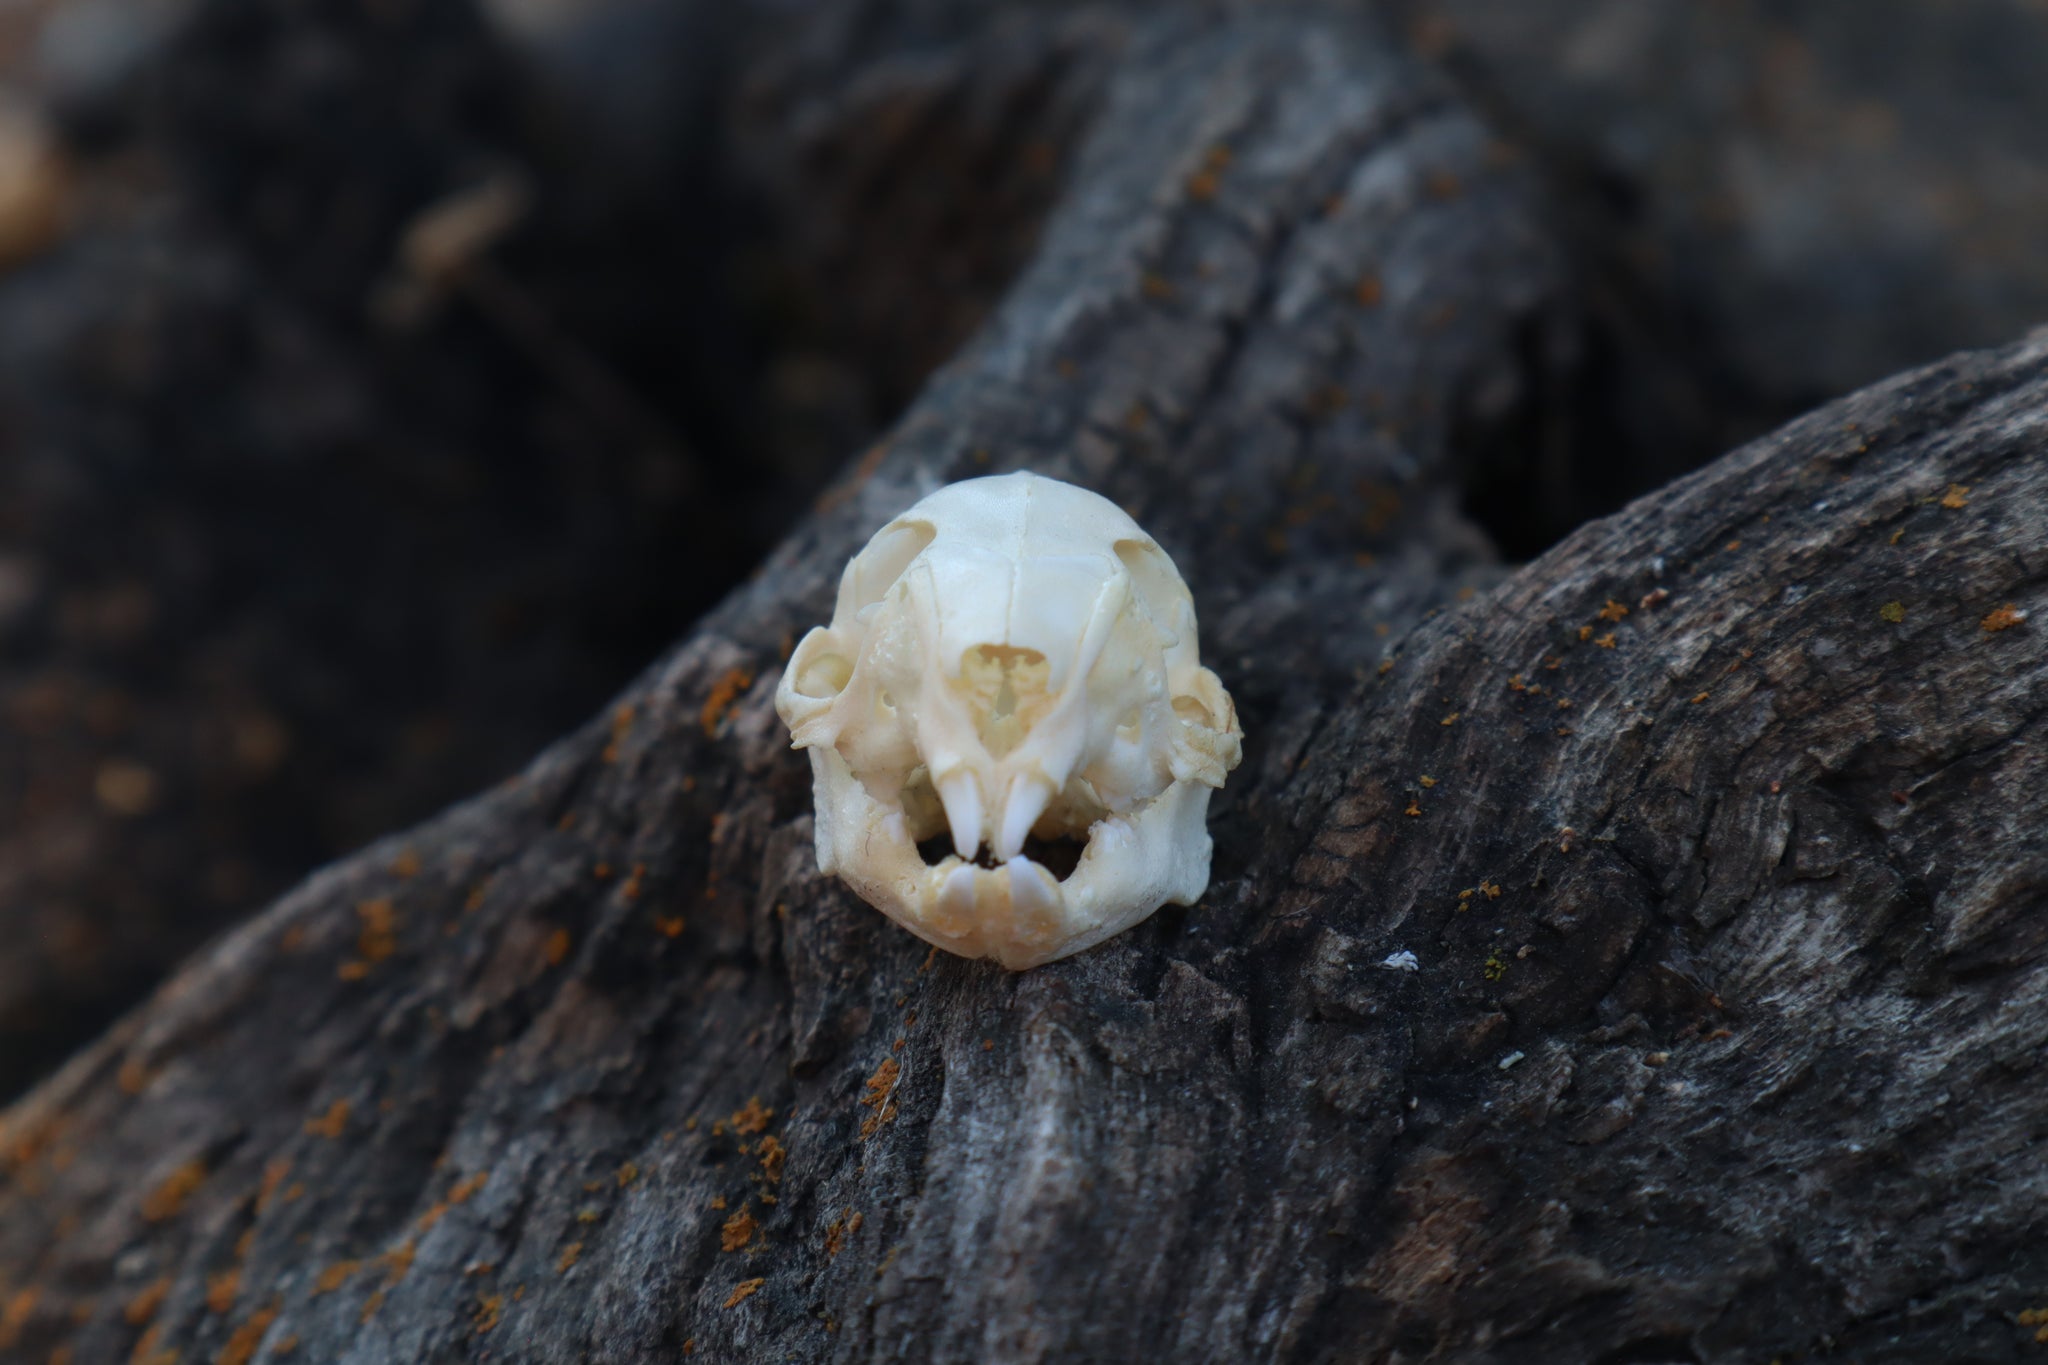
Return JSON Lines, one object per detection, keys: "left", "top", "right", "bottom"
{"left": 1403, "top": 801, "right": 1421, "bottom": 818}
{"left": 123, "top": 1277, "right": 170, "bottom": 1326}
{"left": 756, "top": 1135, "right": 787, "bottom": 1184}
{"left": 1139, "top": 272, "right": 1175, "bottom": 302}
{"left": 312, "top": 1261, "right": 360, "bottom": 1295}
{"left": 206, "top": 1267, "right": 240, "bottom": 1315}
{"left": 1939, "top": 483, "right": 1969, "bottom": 509}
{"left": 417, "top": 1169, "right": 489, "bottom": 1234}
{"left": 859, "top": 1057, "right": 901, "bottom": 1140}
{"left": 256, "top": 1158, "right": 293, "bottom": 1212}
{"left": 720, "top": 1205, "right": 758, "bottom": 1252}
{"left": 1879, "top": 600, "right": 1906, "bottom": 624}
{"left": 614, "top": 1161, "right": 638, "bottom": 1188}
{"left": 1418, "top": 776, "right": 1436, "bottom": 788}
{"left": 654, "top": 915, "right": 686, "bottom": 938}
{"left": 700, "top": 668, "right": 756, "bottom": 738}
{"left": 1577, "top": 625, "right": 1594, "bottom": 642}
{"left": 217, "top": 1299, "right": 280, "bottom": 1365}
{"left": 729, "top": 1097, "right": 773, "bottom": 1136}
{"left": 117, "top": 1059, "right": 151, "bottom": 1095}
{"left": 1594, "top": 634, "right": 1616, "bottom": 649}
{"left": 305, "top": 1099, "right": 350, "bottom": 1140}
{"left": 621, "top": 863, "right": 647, "bottom": 902}
{"left": 1353, "top": 274, "right": 1383, "bottom": 308}
{"left": 543, "top": 928, "right": 571, "bottom": 967}
{"left": 1982, "top": 603, "right": 2025, "bottom": 632}
{"left": 1691, "top": 692, "right": 1710, "bottom": 704}
{"left": 390, "top": 848, "right": 422, "bottom": 879}
{"left": 356, "top": 898, "right": 397, "bottom": 963}
{"left": 1597, "top": 600, "right": 1629, "bottom": 623}
{"left": 379, "top": 1239, "right": 417, "bottom": 1285}
{"left": 1, "top": 1288, "right": 39, "bottom": 1352}
{"left": 129, "top": 1321, "right": 175, "bottom": 1365}
{"left": 141, "top": 1159, "right": 207, "bottom": 1221}
{"left": 1439, "top": 712, "right": 1460, "bottom": 726}
{"left": 473, "top": 1293, "right": 503, "bottom": 1333}
{"left": 557, "top": 1243, "right": 582, "bottom": 1273}
{"left": 724, "top": 1278, "right": 765, "bottom": 1308}
{"left": 602, "top": 703, "right": 637, "bottom": 763}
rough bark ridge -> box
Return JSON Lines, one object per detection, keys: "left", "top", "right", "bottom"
{"left": 4, "top": 5, "right": 2047, "bottom": 1364}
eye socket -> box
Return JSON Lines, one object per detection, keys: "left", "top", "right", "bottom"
{"left": 1114, "top": 537, "right": 1189, "bottom": 633}
{"left": 842, "top": 518, "right": 936, "bottom": 615}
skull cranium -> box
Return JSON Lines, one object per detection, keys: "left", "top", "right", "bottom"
{"left": 776, "top": 471, "right": 1242, "bottom": 968}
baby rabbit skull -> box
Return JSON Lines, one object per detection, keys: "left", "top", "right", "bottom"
{"left": 776, "top": 471, "right": 1242, "bottom": 968}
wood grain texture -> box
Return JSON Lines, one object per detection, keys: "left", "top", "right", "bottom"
{"left": 3, "top": 4, "right": 2046, "bottom": 1363}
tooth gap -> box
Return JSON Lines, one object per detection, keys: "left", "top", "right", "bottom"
{"left": 1021, "top": 833, "right": 1087, "bottom": 882}
{"left": 911, "top": 832, "right": 1084, "bottom": 877}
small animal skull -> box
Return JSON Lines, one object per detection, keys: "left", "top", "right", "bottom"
{"left": 776, "top": 471, "right": 1242, "bottom": 968}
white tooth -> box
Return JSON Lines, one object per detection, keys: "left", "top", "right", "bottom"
{"left": 995, "top": 775, "right": 1052, "bottom": 861}
{"left": 1005, "top": 857, "right": 1064, "bottom": 943}
{"left": 934, "top": 863, "right": 979, "bottom": 937}
{"left": 936, "top": 769, "right": 983, "bottom": 860}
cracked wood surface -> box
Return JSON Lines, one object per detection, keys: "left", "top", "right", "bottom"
{"left": 2, "top": 5, "right": 2047, "bottom": 1364}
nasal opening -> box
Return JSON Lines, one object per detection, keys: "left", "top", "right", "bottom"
{"left": 959, "top": 644, "right": 1050, "bottom": 758}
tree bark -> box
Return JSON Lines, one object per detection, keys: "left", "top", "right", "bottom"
{"left": 4, "top": 3, "right": 2047, "bottom": 1364}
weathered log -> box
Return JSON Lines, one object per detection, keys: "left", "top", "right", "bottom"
{"left": 3, "top": 4, "right": 2047, "bottom": 1364}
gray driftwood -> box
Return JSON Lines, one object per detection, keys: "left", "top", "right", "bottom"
{"left": 4, "top": 5, "right": 2047, "bottom": 1364}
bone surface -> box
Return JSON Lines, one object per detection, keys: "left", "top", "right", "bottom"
{"left": 775, "top": 471, "right": 1243, "bottom": 968}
